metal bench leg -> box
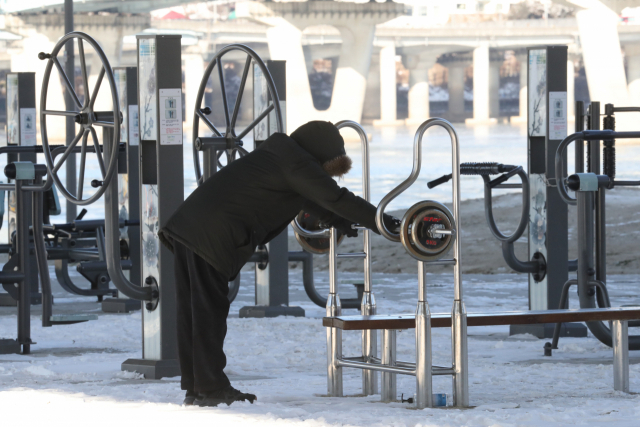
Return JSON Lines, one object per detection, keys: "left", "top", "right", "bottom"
{"left": 326, "top": 294, "right": 343, "bottom": 397}
{"left": 415, "top": 301, "right": 433, "bottom": 408}
{"left": 452, "top": 300, "right": 469, "bottom": 407}
{"left": 361, "top": 291, "right": 377, "bottom": 396}
{"left": 381, "top": 329, "right": 397, "bottom": 402}
{"left": 612, "top": 319, "right": 629, "bottom": 392}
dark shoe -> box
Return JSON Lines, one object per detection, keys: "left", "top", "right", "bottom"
{"left": 183, "top": 390, "right": 200, "bottom": 406}
{"left": 195, "top": 385, "right": 257, "bottom": 407}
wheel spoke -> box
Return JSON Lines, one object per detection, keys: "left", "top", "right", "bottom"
{"left": 43, "top": 110, "right": 80, "bottom": 117}
{"left": 53, "top": 129, "right": 84, "bottom": 174}
{"left": 78, "top": 39, "right": 90, "bottom": 108}
{"left": 236, "top": 103, "right": 274, "bottom": 140}
{"left": 89, "top": 67, "right": 105, "bottom": 110}
{"left": 196, "top": 109, "right": 222, "bottom": 136}
{"left": 217, "top": 58, "right": 231, "bottom": 129}
{"left": 52, "top": 57, "right": 82, "bottom": 109}
{"left": 237, "top": 146, "right": 249, "bottom": 157}
{"left": 90, "top": 127, "right": 106, "bottom": 179}
{"left": 230, "top": 55, "right": 252, "bottom": 132}
{"left": 77, "top": 130, "right": 89, "bottom": 200}
{"left": 93, "top": 121, "right": 115, "bottom": 127}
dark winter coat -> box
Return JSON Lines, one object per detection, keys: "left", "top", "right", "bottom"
{"left": 158, "top": 132, "right": 380, "bottom": 279}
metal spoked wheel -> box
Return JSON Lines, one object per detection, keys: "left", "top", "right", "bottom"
{"left": 192, "top": 44, "right": 283, "bottom": 185}
{"left": 39, "top": 31, "right": 120, "bottom": 205}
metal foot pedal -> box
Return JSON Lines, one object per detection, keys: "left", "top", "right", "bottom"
{"left": 101, "top": 298, "right": 141, "bottom": 313}
{"left": 47, "top": 314, "right": 98, "bottom": 325}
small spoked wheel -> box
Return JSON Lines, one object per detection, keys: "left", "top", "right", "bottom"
{"left": 39, "top": 31, "right": 120, "bottom": 205}
{"left": 400, "top": 201, "right": 456, "bottom": 262}
{"left": 192, "top": 44, "right": 283, "bottom": 184}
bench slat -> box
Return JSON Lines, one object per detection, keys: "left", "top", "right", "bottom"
{"left": 323, "top": 307, "right": 640, "bottom": 331}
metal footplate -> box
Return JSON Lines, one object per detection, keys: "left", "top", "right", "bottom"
{"left": 47, "top": 314, "right": 98, "bottom": 325}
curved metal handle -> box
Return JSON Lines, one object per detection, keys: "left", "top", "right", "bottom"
{"left": 482, "top": 167, "right": 529, "bottom": 243}
{"left": 555, "top": 132, "right": 583, "bottom": 206}
{"left": 291, "top": 120, "right": 370, "bottom": 238}
{"left": 376, "top": 118, "right": 460, "bottom": 242}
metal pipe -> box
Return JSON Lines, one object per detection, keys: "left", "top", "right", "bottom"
{"left": 482, "top": 168, "right": 529, "bottom": 243}
{"left": 338, "top": 358, "right": 415, "bottom": 376}
{"left": 415, "top": 297, "right": 433, "bottom": 408}
{"left": 575, "top": 101, "right": 585, "bottom": 173}
{"left": 326, "top": 226, "right": 342, "bottom": 396}
{"left": 64, "top": 0, "right": 76, "bottom": 221}
{"left": 381, "top": 329, "right": 397, "bottom": 402}
{"left": 336, "top": 252, "right": 366, "bottom": 259}
{"left": 595, "top": 188, "right": 607, "bottom": 303}
{"left": 452, "top": 300, "right": 469, "bottom": 407}
{"left": 612, "top": 319, "right": 629, "bottom": 392}
{"left": 501, "top": 241, "right": 543, "bottom": 274}
{"left": 102, "top": 128, "right": 152, "bottom": 301}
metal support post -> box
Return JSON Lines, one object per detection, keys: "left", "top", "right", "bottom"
{"left": 612, "top": 319, "right": 629, "bottom": 392}
{"left": 415, "top": 261, "right": 433, "bottom": 408}
{"left": 326, "top": 227, "right": 342, "bottom": 396}
{"left": 15, "top": 179, "right": 31, "bottom": 354}
{"left": 121, "top": 35, "right": 183, "bottom": 379}
{"left": 381, "top": 329, "right": 397, "bottom": 402}
{"left": 64, "top": 0, "right": 76, "bottom": 222}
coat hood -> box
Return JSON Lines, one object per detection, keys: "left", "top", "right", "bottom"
{"left": 290, "top": 121, "right": 352, "bottom": 177}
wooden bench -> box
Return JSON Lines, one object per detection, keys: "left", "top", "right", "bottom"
{"left": 323, "top": 306, "right": 640, "bottom": 393}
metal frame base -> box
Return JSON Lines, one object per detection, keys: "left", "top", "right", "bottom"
{"left": 0, "top": 292, "right": 42, "bottom": 307}
{"left": 239, "top": 305, "right": 305, "bottom": 318}
{"left": 101, "top": 298, "right": 141, "bottom": 313}
{"left": 510, "top": 322, "right": 587, "bottom": 339}
{"left": 121, "top": 358, "right": 180, "bottom": 379}
{"left": 0, "top": 339, "right": 21, "bottom": 354}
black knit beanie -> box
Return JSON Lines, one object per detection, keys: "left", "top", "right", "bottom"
{"left": 290, "top": 121, "right": 352, "bottom": 177}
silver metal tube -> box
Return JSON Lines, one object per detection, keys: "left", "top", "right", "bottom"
{"left": 612, "top": 320, "right": 629, "bottom": 392}
{"left": 326, "top": 293, "right": 342, "bottom": 396}
{"left": 336, "top": 252, "right": 366, "bottom": 259}
{"left": 433, "top": 367, "right": 456, "bottom": 376}
{"left": 452, "top": 300, "right": 469, "bottom": 407}
{"left": 338, "top": 358, "right": 415, "bottom": 376}
{"left": 418, "top": 262, "right": 427, "bottom": 302}
{"left": 423, "top": 259, "right": 456, "bottom": 266}
{"left": 415, "top": 301, "right": 433, "bottom": 408}
{"left": 329, "top": 227, "right": 338, "bottom": 295}
{"left": 381, "top": 329, "right": 397, "bottom": 402}
{"left": 375, "top": 118, "right": 460, "bottom": 242}
{"left": 361, "top": 290, "right": 377, "bottom": 395}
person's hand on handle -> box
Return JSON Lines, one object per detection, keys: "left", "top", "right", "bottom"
{"left": 322, "top": 216, "right": 359, "bottom": 238}
{"left": 383, "top": 214, "right": 402, "bottom": 234}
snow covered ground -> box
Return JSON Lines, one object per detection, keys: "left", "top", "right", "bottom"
{"left": 2, "top": 269, "right": 640, "bottom": 426}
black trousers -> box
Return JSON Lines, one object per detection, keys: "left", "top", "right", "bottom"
{"left": 173, "top": 240, "right": 231, "bottom": 392}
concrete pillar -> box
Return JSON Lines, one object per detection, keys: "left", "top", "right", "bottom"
{"left": 404, "top": 52, "right": 439, "bottom": 126}
{"left": 567, "top": 57, "right": 575, "bottom": 121}
{"left": 183, "top": 54, "right": 205, "bottom": 128}
{"left": 448, "top": 62, "right": 467, "bottom": 124}
{"left": 374, "top": 44, "right": 401, "bottom": 126}
{"left": 467, "top": 45, "right": 497, "bottom": 125}
{"left": 512, "top": 53, "right": 528, "bottom": 124}
{"left": 265, "top": 17, "right": 376, "bottom": 131}
{"left": 490, "top": 57, "right": 500, "bottom": 118}
{"left": 577, "top": 7, "right": 632, "bottom": 129}
{"left": 626, "top": 45, "right": 640, "bottom": 108}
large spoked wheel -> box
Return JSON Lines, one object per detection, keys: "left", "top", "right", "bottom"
{"left": 192, "top": 44, "right": 283, "bottom": 185}
{"left": 39, "top": 31, "right": 120, "bottom": 205}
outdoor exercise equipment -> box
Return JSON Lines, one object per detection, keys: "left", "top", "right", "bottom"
{"left": 321, "top": 118, "right": 468, "bottom": 408}
{"left": 550, "top": 109, "right": 640, "bottom": 353}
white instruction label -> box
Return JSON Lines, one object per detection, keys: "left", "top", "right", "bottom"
{"left": 129, "top": 105, "right": 140, "bottom": 146}
{"left": 549, "top": 91, "right": 567, "bottom": 140}
{"left": 159, "top": 88, "right": 182, "bottom": 145}
{"left": 19, "top": 108, "right": 37, "bottom": 146}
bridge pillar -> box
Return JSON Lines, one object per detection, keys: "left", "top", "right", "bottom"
{"left": 467, "top": 45, "right": 497, "bottom": 125}
{"left": 447, "top": 61, "right": 468, "bottom": 124}
{"left": 626, "top": 44, "right": 640, "bottom": 107}
{"left": 404, "top": 51, "right": 442, "bottom": 126}
{"left": 374, "top": 44, "right": 402, "bottom": 126}
{"left": 577, "top": 7, "right": 632, "bottom": 129}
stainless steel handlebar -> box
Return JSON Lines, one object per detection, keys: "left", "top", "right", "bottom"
{"left": 291, "top": 120, "right": 371, "bottom": 237}
{"left": 375, "top": 118, "right": 461, "bottom": 243}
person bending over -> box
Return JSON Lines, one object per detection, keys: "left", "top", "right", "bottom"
{"left": 158, "top": 121, "right": 399, "bottom": 407}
